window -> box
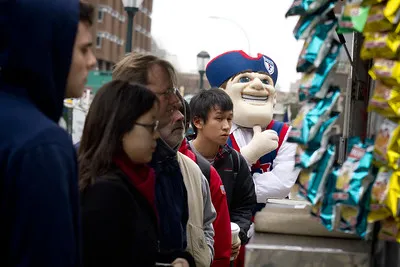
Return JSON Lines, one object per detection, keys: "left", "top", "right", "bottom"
{"left": 96, "top": 36, "right": 102, "bottom": 48}
{"left": 97, "top": 10, "right": 104, "bottom": 22}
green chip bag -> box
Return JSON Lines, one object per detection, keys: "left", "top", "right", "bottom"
{"left": 337, "top": 2, "right": 370, "bottom": 33}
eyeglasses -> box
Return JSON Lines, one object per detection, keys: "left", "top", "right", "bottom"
{"left": 155, "top": 87, "right": 177, "bottom": 97}
{"left": 134, "top": 120, "right": 159, "bottom": 133}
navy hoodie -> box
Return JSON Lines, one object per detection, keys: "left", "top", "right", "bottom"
{"left": 0, "top": 0, "right": 81, "bottom": 266}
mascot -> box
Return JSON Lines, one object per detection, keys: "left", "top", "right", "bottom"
{"left": 206, "top": 50, "right": 299, "bottom": 266}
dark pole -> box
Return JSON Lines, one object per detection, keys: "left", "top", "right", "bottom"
{"left": 199, "top": 70, "right": 205, "bottom": 90}
{"left": 124, "top": 7, "right": 138, "bottom": 54}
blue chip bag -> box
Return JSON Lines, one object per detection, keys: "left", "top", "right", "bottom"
{"left": 298, "top": 144, "right": 336, "bottom": 205}
{"left": 318, "top": 191, "right": 336, "bottom": 231}
{"left": 337, "top": 180, "right": 374, "bottom": 238}
{"left": 295, "top": 111, "right": 339, "bottom": 168}
{"left": 288, "top": 86, "right": 340, "bottom": 145}
{"left": 296, "top": 19, "right": 338, "bottom": 73}
{"left": 299, "top": 40, "right": 342, "bottom": 101}
{"left": 286, "top": 0, "right": 336, "bottom": 17}
{"left": 293, "top": 2, "right": 335, "bottom": 40}
{"left": 331, "top": 140, "right": 375, "bottom": 206}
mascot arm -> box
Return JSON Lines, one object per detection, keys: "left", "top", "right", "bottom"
{"left": 240, "top": 126, "right": 279, "bottom": 165}
{"left": 252, "top": 139, "right": 300, "bottom": 202}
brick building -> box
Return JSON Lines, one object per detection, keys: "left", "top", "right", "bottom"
{"left": 86, "top": 0, "right": 153, "bottom": 71}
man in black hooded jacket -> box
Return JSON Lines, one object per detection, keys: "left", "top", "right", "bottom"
{"left": 0, "top": 0, "right": 96, "bottom": 266}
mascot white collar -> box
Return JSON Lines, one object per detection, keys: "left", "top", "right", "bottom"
{"left": 205, "top": 50, "right": 278, "bottom": 128}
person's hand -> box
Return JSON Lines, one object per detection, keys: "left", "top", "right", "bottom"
{"left": 241, "top": 125, "right": 279, "bottom": 164}
{"left": 171, "top": 258, "right": 189, "bottom": 267}
{"left": 231, "top": 235, "right": 241, "bottom": 260}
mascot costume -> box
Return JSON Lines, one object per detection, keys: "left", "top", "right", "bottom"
{"left": 206, "top": 50, "right": 299, "bottom": 267}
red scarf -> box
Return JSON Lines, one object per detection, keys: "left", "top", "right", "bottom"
{"left": 113, "top": 153, "right": 158, "bottom": 222}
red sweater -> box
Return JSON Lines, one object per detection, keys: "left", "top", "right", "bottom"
{"left": 114, "top": 153, "right": 158, "bottom": 222}
{"left": 179, "top": 139, "right": 232, "bottom": 266}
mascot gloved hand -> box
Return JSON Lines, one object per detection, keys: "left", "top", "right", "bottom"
{"left": 240, "top": 125, "right": 278, "bottom": 164}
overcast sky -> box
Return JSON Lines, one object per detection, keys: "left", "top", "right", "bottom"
{"left": 151, "top": 0, "right": 304, "bottom": 91}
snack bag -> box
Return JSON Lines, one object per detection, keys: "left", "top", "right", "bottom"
{"left": 368, "top": 81, "right": 400, "bottom": 118}
{"left": 337, "top": 1, "right": 370, "bottom": 33}
{"left": 368, "top": 167, "right": 392, "bottom": 223}
{"left": 296, "top": 112, "right": 339, "bottom": 168}
{"left": 289, "top": 86, "right": 340, "bottom": 144}
{"left": 378, "top": 218, "right": 400, "bottom": 243}
{"left": 361, "top": 32, "right": 400, "bottom": 60}
{"left": 311, "top": 198, "right": 339, "bottom": 232}
{"left": 369, "top": 59, "right": 400, "bottom": 86}
{"left": 384, "top": 0, "right": 400, "bottom": 24}
{"left": 386, "top": 171, "right": 400, "bottom": 220}
{"left": 296, "top": 19, "right": 337, "bottom": 73}
{"left": 299, "top": 40, "right": 341, "bottom": 101}
{"left": 364, "top": 4, "right": 395, "bottom": 33}
{"left": 332, "top": 140, "right": 375, "bottom": 206}
{"left": 337, "top": 204, "right": 360, "bottom": 233}
{"left": 362, "top": 0, "right": 387, "bottom": 6}
{"left": 337, "top": 176, "right": 374, "bottom": 237}
{"left": 294, "top": 2, "right": 335, "bottom": 39}
{"left": 298, "top": 144, "right": 336, "bottom": 205}
{"left": 373, "top": 118, "right": 400, "bottom": 168}
{"left": 319, "top": 172, "right": 339, "bottom": 231}
{"left": 289, "top": 101, "right": 317, "bottom": 144}
{"left": 286, "top": 0, "right": 334, "bottom": 17}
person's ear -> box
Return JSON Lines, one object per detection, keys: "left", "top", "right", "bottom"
{"left": 193, "top": 117, "right": 204, "bottom": 130}
{"left": 273, "top": 93, "right": 277, "bottom": 107}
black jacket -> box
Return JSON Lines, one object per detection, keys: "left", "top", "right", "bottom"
{"left": 80, "top": 169, "right": 195, "bottom": 267}
{"left": 189, "top": 142, "right": 256, "bottom": 244}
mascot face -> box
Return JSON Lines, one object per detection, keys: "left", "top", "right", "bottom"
{"left": 222, "top": 71, "right": 276, "bottom": 128}
{"left": 206, "top": 50, "right": 279, "bottom": 129}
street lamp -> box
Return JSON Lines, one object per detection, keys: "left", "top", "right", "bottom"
{"left": 197, "top": 51, "right": 210, "bottom": 90}
{"left": 122, "top": 0, "right": 143, "bottom": 54}
{"left": 209, "top": 16, "right": 251, "bottom": 54}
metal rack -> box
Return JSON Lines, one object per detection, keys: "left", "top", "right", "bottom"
{"left": 245, "top": 31, "right": 400, "bottom": 267}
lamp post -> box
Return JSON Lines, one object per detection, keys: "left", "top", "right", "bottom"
{"left": 209, "top": 16, "right": 251, "bottom": 54}
{"left": 197, "top": 51, "right": 210, "bottom": 90}
{"left": 122, "top": 0, "right": 143, "bottom": 54}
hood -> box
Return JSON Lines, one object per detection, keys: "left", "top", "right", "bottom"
{"left": 0, "top": 0, "right": 79, "bottom": 122}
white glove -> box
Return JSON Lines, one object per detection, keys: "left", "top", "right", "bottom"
{"left": 240, "top": 125, "right": 279, "bottom": 165}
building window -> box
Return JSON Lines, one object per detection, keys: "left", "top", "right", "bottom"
{"left": 98, "top": 10, "right": 104, "bottom": 22}
{"left": 96, "top": 36, "right": 102, "bottom": 48}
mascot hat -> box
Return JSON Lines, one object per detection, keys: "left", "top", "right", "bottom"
{"left": 205, "top": 50, "right": 278, "bottom": 88}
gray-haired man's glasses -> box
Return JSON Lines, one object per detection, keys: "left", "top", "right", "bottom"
{"left": 155, "top": 87, "right": 177, "bottom": 97}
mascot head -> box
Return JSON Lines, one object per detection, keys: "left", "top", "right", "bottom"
{"left": 206, "top": 50, "right": 278, "bottom": 128}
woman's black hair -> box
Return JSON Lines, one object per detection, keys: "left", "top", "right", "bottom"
{"left": 78, "top": 80, "right": 158, "bottom": 191}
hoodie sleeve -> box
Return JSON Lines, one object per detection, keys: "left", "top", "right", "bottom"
{"left": 201, "top": 174, "right": 216, "bottom": 261}
{"left": 230, "top": 153, "right": 257, "bottom": 245}
{"left": 8, "top": 143, "right": 80, "bottom": 267}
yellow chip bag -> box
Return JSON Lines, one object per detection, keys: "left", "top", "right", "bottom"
{"left": 386, "top": 171, "right": 400, "bottom": 221}
{"left": 378, "top": 218, "right": 400, "bottom": 243}
{"left": 384, "top": 0, "right": 400, "bottom": 24}
{"left": 362, "top": 0, "right": 387, "bottom": 5}
{"left": 373, "top": 118, "right": 400, "bottom": 167}
{"left": 388, "top": 131, "right": 400, "bottom": 170}
{"left": 361, "top": 32, "right": 400, "bottom": 60}
{"left": 364, "top": 4, "right": 395, "bottom": 32}
{"left": 368, "top": 81, "right": 400, "bottom": 118}
{"left": 368, "top": 167, "right": 392, "bottom": 223}
{"left": 369, "top": 59, "right": 400, "bottom": 86}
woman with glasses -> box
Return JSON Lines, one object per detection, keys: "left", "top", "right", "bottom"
{"left": 78, "top": 80, "right": 191, "bottom": 267}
